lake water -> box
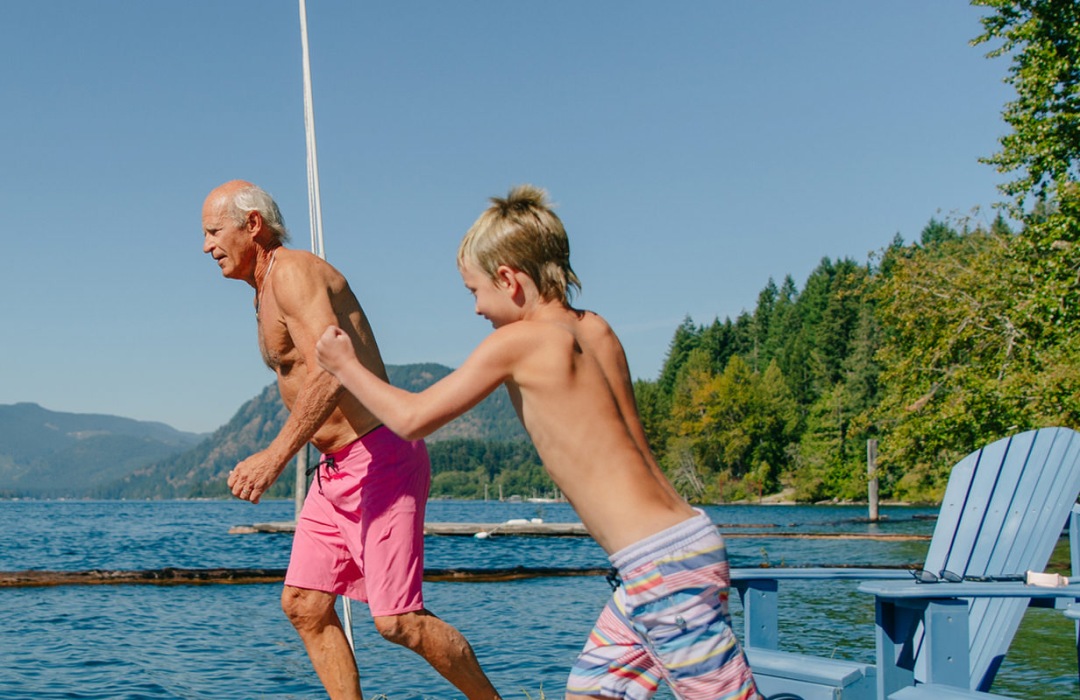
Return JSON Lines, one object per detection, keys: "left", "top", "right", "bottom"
{"left": 0, "top": 500, "right": 1075, "bottom": 699}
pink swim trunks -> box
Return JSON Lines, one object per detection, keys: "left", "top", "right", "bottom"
{"left": 284, "top": 426, "right": 431, "bottom": 617}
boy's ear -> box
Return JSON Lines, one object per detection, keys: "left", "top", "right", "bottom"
{"left": 494, "top": 265, "right": 517, "bottom": 291}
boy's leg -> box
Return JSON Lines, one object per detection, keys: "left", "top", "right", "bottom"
{"left": 641, "top": 593, "right": 759, "bottom": 700}
{"left": 612, "top": 514, "right": 760, "bottom": 700}
{"left": 373, "top": 609, "right": 500, "bottom": 700}
{"left": 567, "top": 590, "right": 663, "bottom": 700}
{"left": 620, "top": 563, "right": 759, "bottom": 698}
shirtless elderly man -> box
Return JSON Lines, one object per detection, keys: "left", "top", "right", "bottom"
{"left": 200, "top": 180, "right": 499, "bottom": 700}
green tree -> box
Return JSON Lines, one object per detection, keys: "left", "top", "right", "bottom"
{"left": 973, "top": 0, "right": 1080, "bottom": 428}
{"left": 633, "top": 378, "right": 670, "bottom": 461}
{"left": 920, "top": 218, "right": 960, "bottom": 247}
{"left": 657, "top": 316, "right": 701, "bottom": 396}
{"left": 664, "top": 353, "right": 797, "bottom": 501}
{"left": 793, "top": 384, "right": 855, "bottom": 502}
{"left": 749, "top": 279, "right": 778, "bottom": 371}
{"left": 973, "top": 0, "right": 1080, "bottom": 207}
{"left": 764, "top": 275, "right": 799, "bottom": 367}
{"left": 872, "top": 229, "right": 1035, "bottom": 497}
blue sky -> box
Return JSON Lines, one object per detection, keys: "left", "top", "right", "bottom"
{"left": 1, "top": 2, "right": 1013, "bottom": 434}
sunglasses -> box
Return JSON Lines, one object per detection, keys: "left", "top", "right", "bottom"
{"left": 910, "top": 569, "right": 1025, "bottom": 584}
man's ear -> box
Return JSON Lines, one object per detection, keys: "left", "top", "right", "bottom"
{"left": 245, "top": 210, "right": 263, "bottom": 239}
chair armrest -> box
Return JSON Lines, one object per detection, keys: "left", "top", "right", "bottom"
{"left": 733, "top": 567, "right": 913, "bottom": 583}
{"left": 858, "top": 579, "right": 1080, "bottom": 601}
{"left": 729, "top": 568, "right": 910, "bottom": 649}
{"left": 857, "top": 579, "right": 1080, "bottom": 695}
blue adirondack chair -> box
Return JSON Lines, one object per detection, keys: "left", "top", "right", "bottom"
{"left": 731, "top": 426, "right": 1080, "bottom": 700}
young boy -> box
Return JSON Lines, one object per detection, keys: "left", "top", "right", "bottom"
{"left": 315, "top": 185, "right": 760, "bottom": 700}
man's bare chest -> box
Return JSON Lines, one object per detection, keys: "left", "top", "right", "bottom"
{"left": 256, "top": 315, "right": 297, "bottom": 371}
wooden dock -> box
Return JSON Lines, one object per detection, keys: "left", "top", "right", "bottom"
{"left": 228, "top": 520, "right": 590, "bottom": 537}
{"left": 229, "top": 521, "right": 928, "bottom": 541}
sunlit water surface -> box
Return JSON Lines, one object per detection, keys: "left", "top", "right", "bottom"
{"left": 0, "top": 500, "right": 1074, "bottom": 699}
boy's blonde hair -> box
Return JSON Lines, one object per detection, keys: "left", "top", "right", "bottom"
{"left": 458, "top": 184, "right": 582, "bottom": 304}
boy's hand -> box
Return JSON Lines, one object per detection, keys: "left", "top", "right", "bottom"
{"left": 316, "top": 325, "right": 355, "bottom": 375}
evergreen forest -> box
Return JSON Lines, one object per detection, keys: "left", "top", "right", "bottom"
{"left": 632, "top": 1, "right": 1080, "bottom": 504}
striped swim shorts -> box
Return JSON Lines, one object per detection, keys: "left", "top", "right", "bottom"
{"left": 567, "top": 511, "right": 760, "bottom": 700}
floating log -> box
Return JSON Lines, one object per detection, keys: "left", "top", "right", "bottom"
{"left": 0, "top": 566, "right": 609, "bottom": 589}
{"left": 0, "top": 567, "right": 287, "bottom": 588}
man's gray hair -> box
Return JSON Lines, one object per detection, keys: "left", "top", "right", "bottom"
{"left": 231, "top": 184, "right": 290, "bottom": 245}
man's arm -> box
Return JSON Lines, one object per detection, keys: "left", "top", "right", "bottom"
{"left": 228, "top": 257, "right": 345, "bottom": 503}
{"left": 317, "top": 325, "right": 515, "bottom": 441}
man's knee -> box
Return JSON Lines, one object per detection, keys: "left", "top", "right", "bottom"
{"left": 373, "top": 609, "right": 430, "bottom": 649}
{"left": 281, "top": 585, "right": 338, "bottom": 631}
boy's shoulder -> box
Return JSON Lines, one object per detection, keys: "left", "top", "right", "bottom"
{"left": 575, "top": 309, "right": 620, "bottom": 343}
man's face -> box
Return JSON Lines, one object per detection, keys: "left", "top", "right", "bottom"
{"left": 201, "top": 195, "right": 254, "bottom": 282}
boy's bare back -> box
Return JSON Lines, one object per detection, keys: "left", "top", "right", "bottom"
{"left": 490, "top": 306, "right": 695, "bottom": 554}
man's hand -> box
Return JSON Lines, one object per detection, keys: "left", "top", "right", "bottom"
{"left": 316, "top": 326, "right": 356, "bottom": 376}
{"left": 227, "top": 451, "right": 284, "bottom": 504}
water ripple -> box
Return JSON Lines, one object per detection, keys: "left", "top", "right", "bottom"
{"left": 0, "top": 500, "right": 1072, "bottom": 698}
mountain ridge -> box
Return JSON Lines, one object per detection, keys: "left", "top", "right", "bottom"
{"left": 0, "top": 363, "right": 525, "bottom": 499}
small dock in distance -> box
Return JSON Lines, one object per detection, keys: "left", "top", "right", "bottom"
{"left": 228, "top": 519, "right": 588, "bottom": 537}
{"left": 229, "top": 519, "right": 928, "bottom": 541}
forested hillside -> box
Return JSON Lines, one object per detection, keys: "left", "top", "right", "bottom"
{"left": 635, "top": 2, "right": 1080, "bottom": 504}
{"left": 93, "top": 365, "right": 539, "bottom": 500}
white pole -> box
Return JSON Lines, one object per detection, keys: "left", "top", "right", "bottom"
{"left": 295, "top": 445, "right": 307, "bottom": 522}
{"left": 299, "top": 0, "right": 326, "bottom": 261}
{"left": 298, "top": 0, "right": 353, "bottom": 652}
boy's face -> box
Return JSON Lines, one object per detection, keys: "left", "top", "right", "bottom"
{"left": 460, "top": 260, "right": 515, "bottom": 328}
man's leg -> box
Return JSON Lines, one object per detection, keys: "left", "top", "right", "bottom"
{"left": 373, "top": 608, "right": 500, "bottom": 700}
{"left": 282, "top": 585, "right": 363, "bottom": 700}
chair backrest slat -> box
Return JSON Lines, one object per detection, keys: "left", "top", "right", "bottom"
{"left": 914, "top": 428, "right": 1080, "bottom": 690}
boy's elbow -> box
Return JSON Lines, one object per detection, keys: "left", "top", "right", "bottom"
{"left": 397, "top": 428, "right": 428, "bottom": 442}
{"left": 389, "top": 412, "right": 435, "bottom": 442}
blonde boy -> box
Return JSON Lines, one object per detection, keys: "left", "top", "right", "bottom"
{"left": 316, "top": 185, "right": 760, "bottom": 700}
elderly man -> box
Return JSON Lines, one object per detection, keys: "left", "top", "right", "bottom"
{"left": 201, "top": 180, "right": 500, "bottom": 700}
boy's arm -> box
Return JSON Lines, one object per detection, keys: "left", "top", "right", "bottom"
{"left": 317, "top": 325, "right": 516, "bottom": 440}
